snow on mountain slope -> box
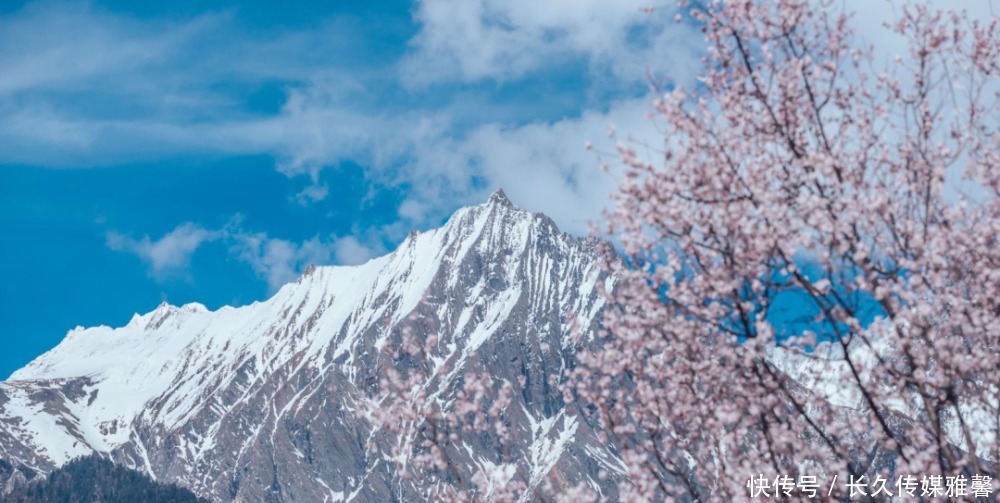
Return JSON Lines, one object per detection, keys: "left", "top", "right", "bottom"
{"left": 3, "top": 257, "right": 394, "bottom": 464}
{"left": 0, "top": 190, "right": 619, "bottom": 502}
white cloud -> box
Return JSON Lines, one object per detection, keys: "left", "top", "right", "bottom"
{"left": 202, "top": 91, "right": 661, "bottom": 238}
{"left": 229, "top": 231, "right": 385, "bottom": 291}
{"left": 0, "top": 1, "right": 694, "bottom": 178}
{"left": 26, "top": 1, "right": 980, "bottom": 234}
{"left": 331, "top": 236, "right": 380, "bottom": 265}
{"left": 36, "top": 0, "right": 993, "bottom": 249}
{"left": 0, "top": 3, "right": 376, "bottom": 166}
{"left": 25, "top": 0, "right": 1000, "bottom": 298}
{"left": 396, "top": 98, "right": 661, "bottom": 236}
{"left": 401, "top": 0, "right": 700, "bottom": 85}
{"left": 292, "top": 183, "right": 331, "bottom": 206}
{"left": 105, "top": 223, "right": 219, "bottom": 281}
{"left": 0, "top": 3, "right": 208, "bottom": 95}
{"left": 229, "top": 234, "right": 331, "bottom": 291}
{"left": 105, "top": 217, "right": 385, "bottom": 291}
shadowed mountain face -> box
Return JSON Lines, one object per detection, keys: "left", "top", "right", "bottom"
{"left": 0, "top": 190, "right": 622, "bottom": 502}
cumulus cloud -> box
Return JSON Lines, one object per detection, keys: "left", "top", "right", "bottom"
{"left": 105, "top": 217, "right": 385, "bottom": 291}
{"left": 401, "top": 0, "right": 700, "bottom": 85}
{"left": 229, "top": 234, "right": 332, "bottom": 292}
{"left": 331, "top": 236, "right": 379, "bottom": 266}
{"left": 106, "top": 223, "right": 219, "bottom": 281}
{"left": 229, "top": 231, "right": 385, "bottom": 291}
{"left": 396, "top": 98, "right": 662, "bottom": 236}
{"left": 292, "top": 183, "right": 331, "bottom": 206}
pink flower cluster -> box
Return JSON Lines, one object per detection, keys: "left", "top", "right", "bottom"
{"left": 586, "top": 0, "right": 1000, "bottom": 500}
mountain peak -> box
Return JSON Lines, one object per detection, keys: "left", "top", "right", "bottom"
{"left": 487, "top": 188, "right": 512, "bottom": 208}
{"left": 1, "top": 191, "right": 616, "bottom": 502}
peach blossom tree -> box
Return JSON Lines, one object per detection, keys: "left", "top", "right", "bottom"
{"left": 580, "top": 0, "right": 1000, "bottom": 500}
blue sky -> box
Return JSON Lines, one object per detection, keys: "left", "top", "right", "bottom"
{"left": 0, "top": 0, "right": 706, "bottom": 377}
{"left": 1, "top": 0, "right": 955, "bottom": 377}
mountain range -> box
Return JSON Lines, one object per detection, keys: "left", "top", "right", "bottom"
{"left": 0, "top": 190, "right": 621, "bottom": 502}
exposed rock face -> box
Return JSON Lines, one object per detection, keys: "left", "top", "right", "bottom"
{"left": 0, "top": 191, "right": 622, "bottom": 502}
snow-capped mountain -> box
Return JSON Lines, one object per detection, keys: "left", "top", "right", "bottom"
{"left": 0, "top": 190, "right": 620, "bottom": 502}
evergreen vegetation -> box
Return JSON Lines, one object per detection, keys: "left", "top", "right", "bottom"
{"left": 2, "top": 455, "right": 207, "bottom": 503}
